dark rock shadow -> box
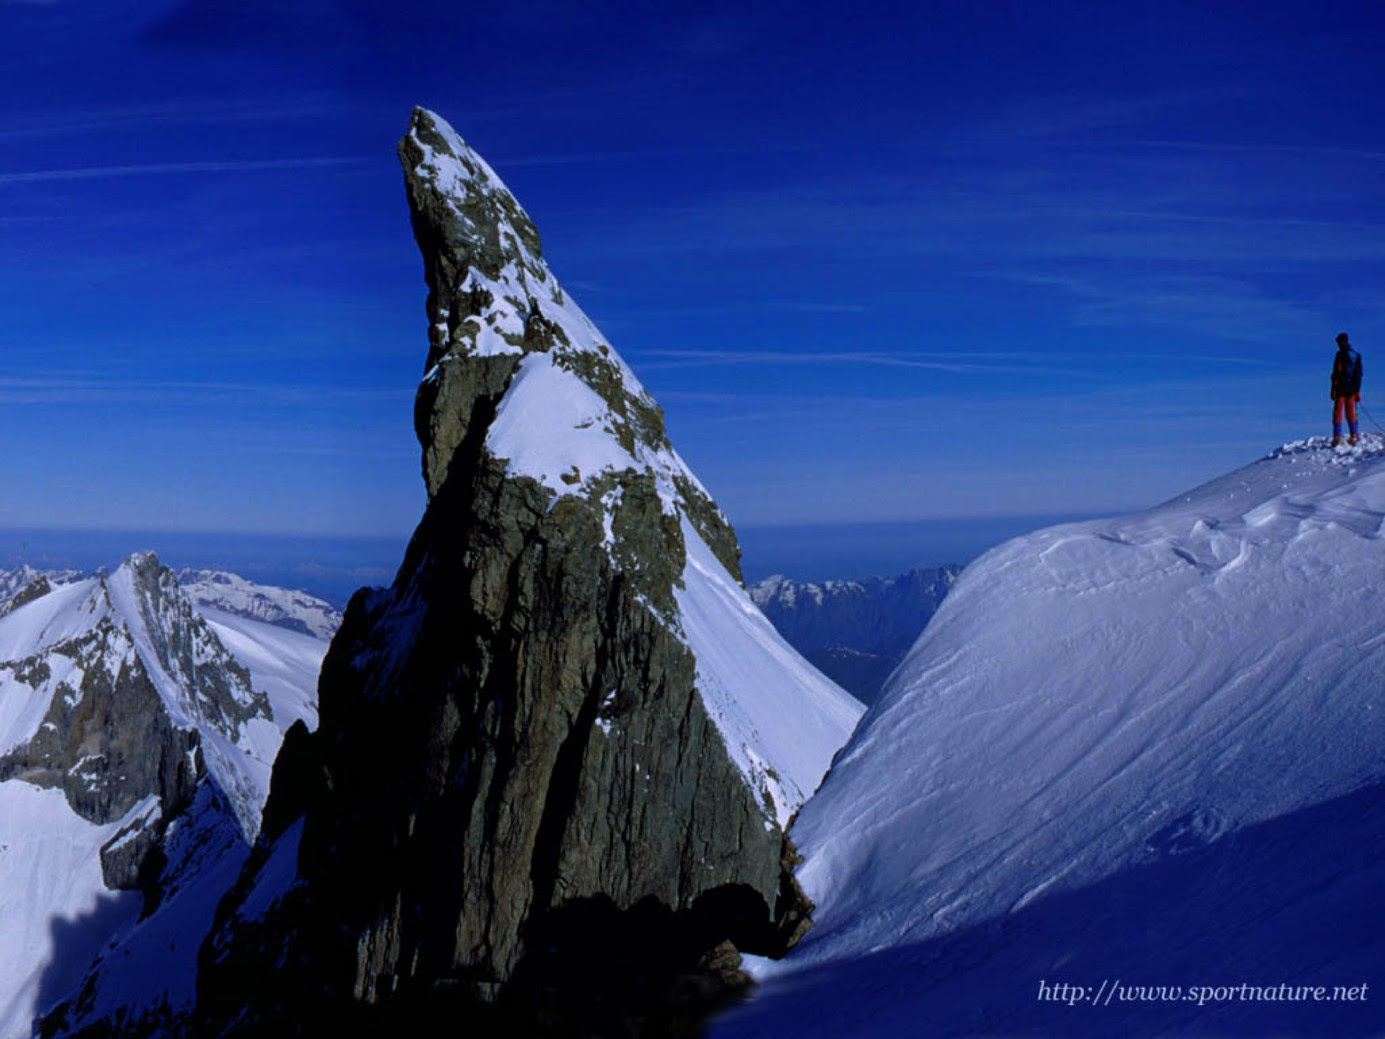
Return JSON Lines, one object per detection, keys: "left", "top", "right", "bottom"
{"left": 493, "top": 887, "right": 773, "bottom": 1037}
{"left": 714, "top": 780, "right": 1385, "bottom": 1038}
{"left": 31, "top": 888, "right": 141, "bottom": 1038}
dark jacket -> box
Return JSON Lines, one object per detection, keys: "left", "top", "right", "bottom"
{"left": 1332, "top": 346, "right": 1363, "bottom": 398}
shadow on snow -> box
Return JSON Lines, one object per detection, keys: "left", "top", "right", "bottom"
{"left": 715, "top": 780, "right": 1385, "bottom": 1038}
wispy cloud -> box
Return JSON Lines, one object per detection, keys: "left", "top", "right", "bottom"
{"left": 1126, "top": 139, "right": 1385, "bottom": 164}
{"left": 659, "top": 13, "right": 765, "bottom": 60}
{"left": 968, "top": 88, "right": 1259, "bottom": 142}
{"left": 557, "top": 133, "right": 1384, "bottom": 349}
{"left": 0, "top": 375, "right": 406, "bottom": 406}
{"left": 592, "top": 300, "right": 869, "bottom": 320}
{"left": 0, "top": 156, "right": 367, "bottom": 186}
{"left": 636, "top": 348, "right": 1090, "bottom": 378}
{"left": 769, "top": 302, "right": 869, "bottom": 314}
{"left": 0, "top": 96, "right": 344, "bottom": 140}
{"left": 995, "top": 272, "right": 1327, "bottom": 344}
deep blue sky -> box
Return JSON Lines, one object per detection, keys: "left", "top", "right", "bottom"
{"left": 4, "top": 1, "right": 1385, "bottom": 570}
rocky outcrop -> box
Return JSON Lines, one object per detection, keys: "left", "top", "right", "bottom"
{"left": 0, "top": 621, "right": 202, "bottom": 836}
{"left": 195, "top": 108, "right": 862, "bottom": 1035}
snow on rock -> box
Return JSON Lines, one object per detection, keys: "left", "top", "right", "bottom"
{"left": 486, "top": 349, "right": 640, "bottom": 494}
{"left": 39, "top": 784, "right": 251, "bottom": 1038}
{"left": 0, "top": 567, "right": 83, "bottom": 616}
{"left": 104, "top": 555, "right": 274, "bottom": 837}
{"left": 716, "top": 435, "right": 1385, "bottom": 1037}
{"left": 188, "top": 109, "right": 871, "bottom": 1035}
{"left": 398, "top": 105, "right": 865, "bottom": 812}
{"left": 0, "top": 578, "right": 107, "bottom": 664}
{"left": 676, "top": 519, "right": 865, "bottom": 827}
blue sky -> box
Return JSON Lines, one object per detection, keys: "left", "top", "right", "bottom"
{"left": 3, "top": 1, "right": 1384, "bottom": 573}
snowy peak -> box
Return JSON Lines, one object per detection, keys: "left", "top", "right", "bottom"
{"left": 0, "top": 553, "right": 273, "bottom": 843}
{"left": 2, "top": 561, "right": 333, "bottom": 1039}
{"left": 401, "top": 105, "right": 543, "bottom": 296}
{"left": 395, "top": 108, "right": 859, "bottom": 821}
{"left": 106, "top": 553, "right": 269, "bottom": 739}
{"left": 400, "top": 110, "right": 742, "bottom": 591}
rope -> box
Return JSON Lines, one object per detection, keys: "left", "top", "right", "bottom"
{"left": 1358, "top": 400, "right": 1385, "bottom": 436}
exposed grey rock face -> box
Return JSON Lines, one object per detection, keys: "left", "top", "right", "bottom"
{"left": 196, "top": 107, "right": 861, "bottom": 1035}
{"left": 751, "top": 566, "right": 959, "bottom": 702}
{"left": 0, "top": 618, "right": 203, "bottom": 839}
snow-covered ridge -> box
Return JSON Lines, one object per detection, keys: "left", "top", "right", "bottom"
{"left": 0, "top": 555, "right": 331, "bottom": 839}
{"left": 752, "top": 574, "right": 867, "bottom": 610}
{"left": 719, "top": 436, "right": 1385, "bottom": 1035}
{"left": 747, "top": 565, "right": 963, "bottom": 653}
{"left": 749, "top": 566, "right": 959, "bottom": 702}
{"left": 178, "top": 569, "right": 341, "bottom": 640}
{"left": 0, "top": 554, "right": 275, "bottom": 835}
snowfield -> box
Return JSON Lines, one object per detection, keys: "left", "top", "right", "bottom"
{"left": 717, "top": 436, "right": 1385, "bottom": 1037}
{"left": 0, "top": 784, "right": 144, "bottom": 1039}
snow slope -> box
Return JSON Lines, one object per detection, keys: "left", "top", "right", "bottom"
{"left": 0, "top": 567, "right": 82, "bottom": 614}
{"left": 717, "top": 436, "right": 1385, "bottom": 1037}
{"left": 677, "top": 520, "right": 867, "bottom": 827}
{"left": 200, "top": 606, "right": 323, "bottom": 734}
{"left": 39, "top": 784, "right": 252, "bottom": 1039}
{"left": 0, "top": 785, "right": 144, "bottom": 1039}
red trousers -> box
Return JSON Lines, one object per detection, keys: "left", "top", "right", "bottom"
{"left": 1333, "top": 395, "right": 1359, "bottom": 435}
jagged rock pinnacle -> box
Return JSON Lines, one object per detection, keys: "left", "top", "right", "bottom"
{"left": 193, "top": 108, "right": 862, "bottom": 1035}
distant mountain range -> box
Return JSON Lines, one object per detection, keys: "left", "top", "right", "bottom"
{"left": 178, "top": 568, "right": 343, "bottom": 640}
{"left": 750, "top": 566, "right": 959, "bottom": 702}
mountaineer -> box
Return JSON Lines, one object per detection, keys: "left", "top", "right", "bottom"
{"left": 1331, "top": 332, "right": 1363, "bottom": 447}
